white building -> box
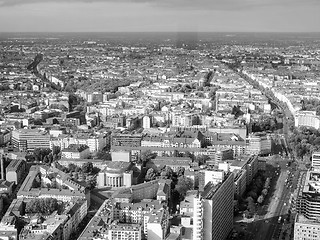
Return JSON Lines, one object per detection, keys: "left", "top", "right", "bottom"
{"left": 50, "top": 135, "right": 106, "bottom": 152}
{"left": 143, "top": 116, "right": 151, "bottom": 129}
{"left": 294, "top": 214, "right": 320, "bottom": 240}
{"left": 295, "top": 111, "right": 320, "bottom": 129}
{"left": 312, "top": 152, "right": 320, "bottom": 170}
{"left": 204, "top": 170, "right": 224, "bottom": 186}
{"left": 193, "top": 173, "right": 234, "bottom": 240}
{"left": 61, "top": 145, "right": 90, "bottom": 159}
{"left": 246, "top": 134, "right": 271, "bottom": 155}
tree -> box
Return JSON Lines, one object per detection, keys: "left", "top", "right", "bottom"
{"left": 232, "top": 105, "right": 244, "bottom": 119}
{"left": 140, "top": 150, "right": 157, "bottom": 165}
{"left": 96, "top": 151, "right": 112, "bottom": 161}
{"left": 25, "top": 154, "right": 35, "bottom": 162}
{"left": 33, "top": 119, "right": 43, "bottom": 125}
{"left": 33, "top": 174, "right": 41, "bottom": 188}
{"left": 82, "top": 162, "right": 93, "bottom": 174}
{"left": 52, "top": 146, "right": 61, "bottom": 155}
{"left": 183, "top": 151, "right": 195, "bottom": 161}
{"left": 43, "top": 155, "right": 50, "bottom": 164}
{"left": 177, "top": 167, "right": 185, "bottom": 177}
{"left": 262, "top": 189, "right": 268, "bottom": 196}
{"left": 257, "top": 195, "right": 264, "bottom": 204}
{"left": 246, "top": 197, "right": 255, "bottom": 214}
{"left": 160, "top": 166, "right": 173, "bottom": 179}
{"left": 68, "top": 163, "right": 77, "bottom": 172}
{"left": 26, "top": 198, "right": 59, "bottom": 215}
{"left": 68, "top": 93, "right": 82, "bottom": 110}
{"left": 264, "top": 178, "right": 270, "bottom": 189}
{"left": 33, "top": 148, "right": 52, "bottom": 162}
{"left": 145, "top": 168, "right": 157, "bottom": 181}
{"left": 195, "top": 155, "right": 210, "bottom": 165}
{"left": 248, "top": 191, "right": 258, "bottom": 200}
{"left": 86, "top": 178, "right": 97, "bottom": 190}
{"left": 175, "top": 176, "right": 193, "bottom": 199}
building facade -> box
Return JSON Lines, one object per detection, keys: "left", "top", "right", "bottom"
{"left": 193, "top": 172, "right": 234, "bottom": 240}
{"left": 6, "top": 159, "right": 26, "bottom": 184}
{"left": 295, "top": 111, "right": 320, "bottom": 129}
{"left": 12, "top": 129, "right": 50, "bottom": 151}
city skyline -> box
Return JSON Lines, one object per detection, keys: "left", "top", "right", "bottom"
{"left": 0, "top": 0, "right": 320, "bottom": 32}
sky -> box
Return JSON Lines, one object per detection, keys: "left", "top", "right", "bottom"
{"left": 0, "top": 0, "right": 319, "bottom": 32}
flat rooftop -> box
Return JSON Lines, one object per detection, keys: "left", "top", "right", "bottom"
{"left": 296, "top": 213, "right": 320, "bottom": 225}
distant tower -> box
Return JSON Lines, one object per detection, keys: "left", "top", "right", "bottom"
{"left": 143, "top": 116, "right": 151, "bottom": 129}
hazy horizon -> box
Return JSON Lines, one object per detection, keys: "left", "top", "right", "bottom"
{"left": 0, "top": 0, "right": 319, "bottom": 33}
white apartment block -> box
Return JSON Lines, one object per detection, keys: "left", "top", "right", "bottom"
{"left": 50, "top": 136, "right": 106, "bottom": 152}
{"left": 312, "top": 152, "right": 320, "bottom": 170}
{"left": 295, "top": 111, "right": 320, "bottom": 129}
{"left": 171, "top": 113, "right": 193, "bottom": 127}
{"left": 246, "top": 134, "right": 271, "bottom": 155}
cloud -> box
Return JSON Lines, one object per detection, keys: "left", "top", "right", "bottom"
{"left": 0, "top": 0, "right": 319, "bottom": 11}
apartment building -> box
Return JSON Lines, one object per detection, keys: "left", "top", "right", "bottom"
{"left": 61, "top": 144, "right": 90, "bottom": 159}
{"left": 111, "top": 133, "right": 143, "bottom": 147}
{"left": 108, "top": 224, "right": 142, "bottom": 240}
{"left": 246, "top": 133, "right": 271, "bottom": 155}
{"left": 17, "top": 165, "right": 89, "bottom": 206}
{"left": 50, "top": 134, "right": 106, "bottom": 152}
{"left": 79, "top": 196, "right": 170, "bottom": 240}
{"left": 295, "top": 111, "right": 320, "bottom": 129}
{"left": 146, "top": 156, "right": 192, "bottom": 172}
{"left": 171, "top": 113, "right": 194, "bottom": 127}
{"left": 312, "top": 152, "right": 320, "bottom": 170}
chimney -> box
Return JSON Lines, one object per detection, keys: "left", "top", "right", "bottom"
{"left": 0, "top": 156, "right": 5, "bottom": 180}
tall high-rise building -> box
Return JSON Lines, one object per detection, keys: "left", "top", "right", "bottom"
{"left": 193, "top": 172, "right": 234, "bottom": 240}
{"left": 295, "top": 170, "right": 320, "bottom": 239}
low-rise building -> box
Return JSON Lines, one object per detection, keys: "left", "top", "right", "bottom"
{"left": 61, "top": 144, "right": 90, "bottom": 159}
{"left": 146, "top": 156, "right": 193, "bottom": 172}
{"left": 0, "top": 180, "right": 14, "bottom": 196}
{"left": 17, "top": 165, "right": 89, "bottom": 206}
{"left": 58, "top": 158, "right": 108, "bottom": 170}
{"left": 78, "top": 196, "right": 170, "bottom": 240}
